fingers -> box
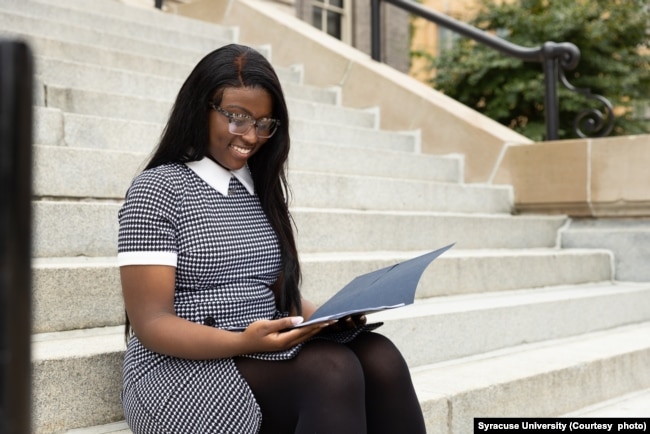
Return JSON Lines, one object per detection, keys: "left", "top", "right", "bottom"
{"left": 244, "top": 317, "right": 332, "bottom": 352}
{"left": 321, "top": 314, "right": 367, "bottom": 333}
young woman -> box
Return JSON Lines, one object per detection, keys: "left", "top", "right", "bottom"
{"left": 118, "top": 43, "right": 426, "bottom": 434}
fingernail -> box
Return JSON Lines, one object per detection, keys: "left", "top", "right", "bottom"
{"left": 291, "top": 316, "right": 304, "bottom": 326}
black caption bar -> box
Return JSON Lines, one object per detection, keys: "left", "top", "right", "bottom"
{"left": 475, "top": 418, "right": 649, "bottom": 433}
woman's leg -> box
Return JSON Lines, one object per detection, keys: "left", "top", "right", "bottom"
{"left": 235, "top": 339, "right": 367, "bottom": 434}
{"left": 346, "top": 332, "right": 427, "bottom": 434}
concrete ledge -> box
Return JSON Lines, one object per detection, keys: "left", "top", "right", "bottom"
{"left": 492, "top": 135, "right": 650, "bottom": 218}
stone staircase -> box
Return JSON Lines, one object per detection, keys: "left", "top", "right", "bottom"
{"left": 1, "top": 0, "right": 648, "bottom": 432}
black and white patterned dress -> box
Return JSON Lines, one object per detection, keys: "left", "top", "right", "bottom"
{"left": 118, "top": 158, "right": 371, "bottom": 433}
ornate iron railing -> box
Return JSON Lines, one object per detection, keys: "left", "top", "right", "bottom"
{"left": 370, "top": 0, "right": 614, "bottom": 140}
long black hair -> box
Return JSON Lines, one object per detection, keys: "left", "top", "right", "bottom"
{"left": 126, "top": 44, "right": 302, "bottom": 336}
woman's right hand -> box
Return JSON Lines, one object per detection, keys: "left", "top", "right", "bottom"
{"left": 240, "top": 317, "right": 332, "bottom": 353}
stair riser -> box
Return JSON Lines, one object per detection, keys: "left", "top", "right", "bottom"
{"left": 33, "top": 146, "right": 506, "bottom": 213}
{"left": 0, "top": 11, "right": 209, "bottom": 65}
{"left": 30, "top": 0, "right": 238, "bottom": 40}
{"left": 32, "top": 262, "right": 123, "bottom": 334}
{"left": 32, "top": 252, "right": 612, "bottom": 333}
{"left": 32, "top": 353, "right": 124, "bottom": 434}
{"left": 32, "top": 202, "right": 565, "bottom": 258}
{"left": 3, "top": 31, "right": 305, "bottom": 85}
{"left": 292, "top": 211, "right": 566, "bottom": 252}
{"left": 1, "top": 30, "right": 193, "bottom": 78}
{"left": 40, "top": 86, "right": 379, "bottom": 128}
{"left": 301, "top": 252, "right": 612, "bottom": 303}
{"left": 33, "top": 109, "right": 413, "bottom": 155}
{"left": 34, "top": 56, "right": 337, "bottom": 106}
{"left": 379, "top": 287, "right": 650, "bottom": 367}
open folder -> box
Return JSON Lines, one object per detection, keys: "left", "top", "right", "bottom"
{"left": 295, "top": 243, "right": 455, "bottom": 327}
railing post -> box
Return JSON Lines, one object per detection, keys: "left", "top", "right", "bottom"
{"left": 155, "top": 0, "right": 163, "bottom": 9}
{"left": 0, "top": 39, "right": 33, "bottom": 434}
{"left": 370, "top": 0, "right": 381, "bottom": 61}
{"left": 541, "top": 51, "right": 560, "bottom": 141}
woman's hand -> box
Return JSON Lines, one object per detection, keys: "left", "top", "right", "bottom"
{"left": 320, "top": 314, "right": 367, "bottom": 334}
{"left": 241, "top": 317, "right": 333, "bottom": 353}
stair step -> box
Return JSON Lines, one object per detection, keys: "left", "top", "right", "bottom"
{"left": 66, "top": 421, "right": 130, "bottom": 434}
{"left": 32, "top": 249, "right": 613, "bottom": 334}
{"left": 31, "top": 326, "right": 125, "bottom": 434}
{"left": 0, "top": 0, "right": 235, "bottom": 53}
{"left": 301, "top": 248, "right": 613, "bottom": 304}
{"left": 33, "top": 145, "right": 508, "bottom": 213}
{"left": 32, "top": 257, "right": 121, "bottom": 334}
{"left": 564, "top": 388, "right": 650, "bottom": 417}
{"left": 30, "top": 0, "right": 237, "bottom": 41}
{"left": 62, "top": 389, "right": 650, "bottom": 433}
{"left": 372, "top": 281, "right": 650, "bottom": 366}
{"left": 1, "top": 30, "right": 303, "bottom": 84}
{"left": 39, "top": 85, "right": 381, "bottom": 129}
{"left": 33, "top": 55, "right": 338, "bottom": 105}
{"left": 412, "top": 322, "right": 650, "bottom": 433}
{"left": 33, "top": 309, "right": 650, "bottom": 433}
{"left": 292, "top": 209, "right": 568, "bottom": 252}
{"left": 33, "top": 107, "right": 415, "bottom": 154}
{"left": 32, "top": 200, "right": 567, "bottom": 258}
{"left": 0, "top": 10, "right": 210, "bottom": 65}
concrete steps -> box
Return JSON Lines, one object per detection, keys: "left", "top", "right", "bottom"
{"left": 32, "top": 249, "right": 614, "bottom": 334}
{"left": 412, "top": 321, "right": 650, "bottom": 433}
{"left": 0, "top": 0, "right": 646, "bottom": 431}
{"left": 34, "top": 289, "right": 650, "bottom": 433}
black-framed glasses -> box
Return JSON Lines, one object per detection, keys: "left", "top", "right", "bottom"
{"left": 210, "top": 103, "right": 280, "bottom": 139}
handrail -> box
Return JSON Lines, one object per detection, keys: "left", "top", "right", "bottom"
{"left": 370, "top": 0, "right": 614, "bottom": 140}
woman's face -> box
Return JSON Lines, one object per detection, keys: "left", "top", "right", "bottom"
{"left": 207, "top": 86, "right": 274, "bottom": 170}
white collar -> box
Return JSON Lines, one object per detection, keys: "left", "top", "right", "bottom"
{"left": 185, "top": 158, "right": 255, "bottom": 196}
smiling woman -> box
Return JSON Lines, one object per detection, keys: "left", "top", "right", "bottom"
{"left": 117, "top": 43, "right": 426, "bottom": 434}
{"left": 206, "top": 86, "right": 274, "bottom": 170}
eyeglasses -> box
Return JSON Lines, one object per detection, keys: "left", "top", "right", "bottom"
{"left": 210, "top": 103, "right": 280, "bottom": 139}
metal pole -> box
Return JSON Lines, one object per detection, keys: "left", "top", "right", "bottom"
{"left": 0, "top": 39, "right": 33, "bottom": 434}
{"left": 542, "top": 43, "right": 560, "bottom": 140}
{"left": 154, "top": 0, "right": 163, "bottom": 9}
{"left": 370, "top": 0, "right": 381, "bottom": 61}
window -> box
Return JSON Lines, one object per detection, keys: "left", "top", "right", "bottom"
{"left": 311, "top": 0, "right": 352, "bottom": 43}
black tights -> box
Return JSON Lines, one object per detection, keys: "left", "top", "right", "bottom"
{"left": 235, "top": 332, "right": 426, "bottom": 434}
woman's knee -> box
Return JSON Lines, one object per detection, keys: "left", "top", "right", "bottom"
{"left": 348, "top": 332, "right": 411, "bottom": 382}
{"left": 296, "top": 340, "right": 366, "bottom": 392}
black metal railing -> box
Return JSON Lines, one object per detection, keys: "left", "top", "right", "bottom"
{"left": 370, "top": 0, "right": 614, "bottom": 140}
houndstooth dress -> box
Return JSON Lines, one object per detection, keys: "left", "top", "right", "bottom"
{"left": 118, "top": 158, "right": 374, "bottom": 433}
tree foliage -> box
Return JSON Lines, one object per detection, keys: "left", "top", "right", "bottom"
{"left": 418, "top": 0, "right": 650, "bottom": 141}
